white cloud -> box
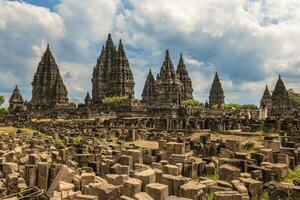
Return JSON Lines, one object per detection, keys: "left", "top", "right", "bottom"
{"left": 1, "top": 0, "right": 300, "bottom": 106}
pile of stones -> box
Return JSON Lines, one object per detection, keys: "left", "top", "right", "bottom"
{"left": 0, "top": 129, "right": 299, "bottom": 200}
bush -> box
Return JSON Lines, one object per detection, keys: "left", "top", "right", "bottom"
{"left": 182, "top": 99, "right": 201, "bottom": 107}
{"left": 102, "top": 96, "right": 129, "bottom": 106}
{"left": 240, "top": 104, "right": 257, "bottom": 109}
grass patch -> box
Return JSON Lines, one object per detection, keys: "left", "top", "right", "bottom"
{"left": 72, "top": 134, "right": 84, "bottom": 143}
{"left": 207, "top": 193, "right": 214, "bottom": 200}
{"left": 261, "top": 191, "right": 269, "bottom": 200}
{"left": 0, "top": 126, "right": 38, "bottom": 135}
{"left": 125, "top": 140, "right": 159, "bottom": 149}
{"left": 281, "top": 166, "right": 300, "bottom": 184}
{"left": 205, "top": 168, "right": 219, "bottom": 181}
{"left": 0, "top": 126, "right": 16, "bottom": 134}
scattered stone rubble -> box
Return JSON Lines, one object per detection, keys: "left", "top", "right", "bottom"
{"left": 0, "top": 126, "right": 299, "bottom": 200}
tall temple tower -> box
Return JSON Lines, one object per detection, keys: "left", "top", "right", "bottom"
{"left": 9, "top": 85, "right": 25, "bottom": 112}
{"left": 271, "top": 75, "right": 291, "bottom": 112}
{"left": 109, "top": 39, "right": 135, "bottom": 97}
{"left": 142, "top": 69, "right": 156, "bottom": 105}
{"left": 209, "top": 72, "right": 225, "bottom": 106}
{"left": 260, "top": 85, "right": 272, "bottom": 109}
{"left": 91, "top": 46, "right": 106, "bottom": 104}
{"left": 30, "top": 44, "right": 69, "bottom": 110}
{"left": 176, "top": 54, "right": 193, "bottom": 101}
{"left": 91, "top": 34, "right": 135, "bottom": 102}
{"left": 155, "top": 50, "right": 183, "bottom": 106}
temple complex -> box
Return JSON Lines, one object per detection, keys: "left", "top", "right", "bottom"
{"left": 2, "top": 33, "right": 300, "bottom": 200}
{"left": 209, "top": 72, "right": 225, "bottom": 106}
{"left": 29, "top": 44, "right": 71, "bottom": 113}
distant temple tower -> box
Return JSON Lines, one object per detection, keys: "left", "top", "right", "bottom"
{"left": 209, "top": 72, "right": 225, "bottom": 106}
{"left": 84, "top": 92, "right": 92, "bottom": 106}
{"left": 91, "top": 34, "right": 135, "bottom": 103}
{"left": 271, "top": 75, "right": 291, "bottom": 112}
{"left": 176, "top": 54, "right": 193, "bottom": 101}
{"left": 155, "top": 50, "right": 183, "bottom": 106}
{"left": 142, "top": 69, "right": 156, "bottom": 105}
{"left": 9, "top": 85, "right": 25, "bottom": 112}
{"left": 260, "top": 85, "right": 272, "bottom": 109}
{"left": 30, "top": 44, "right": 69, "bottom": 110}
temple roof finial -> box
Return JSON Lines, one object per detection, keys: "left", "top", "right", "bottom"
{"left": 118, "top": 39, "right": 124, "bottom": 51}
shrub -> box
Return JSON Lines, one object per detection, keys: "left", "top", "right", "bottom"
{"left": 102, "top": 96, "right": 129, "bottom": 106}
{"left": 182, "top": 99, "right": 201, "bottom": 107}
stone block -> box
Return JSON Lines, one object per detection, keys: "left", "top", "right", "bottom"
{"left": 163, "top": 165, "right": 179, "bottom": 176}
{"left": 81, "top": 173, "right": 96, "bottom": 190}
{"left": 219, "top": 165, "right": 240, "bottom": 182}
{"left": 134, "top": 169, "right": 156, "bottom": 191}
{"left": 240, "top": 178, "right": 263, "bottom": 199}
{"left": 145, "top": 183, "right": 169, "bottom": 200}
{"left": 179, "top": 181, "right": 207, "bottom": 199}
{"left": 123, "top": 178, "right": 142, "bottom": 198}
{"left": 3, "top": 162, "right": 18, "bottom": 177}
{"left": 134, "top": 192, "right": 154, "bottom": 200}
{"left": 37, "top": 162, "right": 49, "bottom": 190}
{"left": 214, "top": 191, "right": 242, "bottom": 200}
{"left": 47, "top": 165, "right": 75, "bottom": 197}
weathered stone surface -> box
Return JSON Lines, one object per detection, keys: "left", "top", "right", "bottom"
{"left": 179, "top": 181, "right": 207, "bottom": 200}
{"left": 123, "top": 178, "right": 142, "bottom": 198}
{"left": 134, "top": 192, "right": 154, "bottom": 200}
{"left": 47, "top": 165, "right": 75, "bottom": 197}
{"left": 219, "top": 165, "right": 240, "bottom": 182}
{"left": 145, "top": 183, "right": 169, "bottom": 200}
{"left": 134, "top": 169, "right": 156, "bottom": 191}
{"left": 213, "top": 191, "right": 242, "bottom": 200}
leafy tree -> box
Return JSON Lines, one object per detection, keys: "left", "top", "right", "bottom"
{"left": 102, "top": 96, "right": 129, "bottom": 106}
{"left": 288, "top": 89, "right": 300, "bottom": 110}
{"left": 0, "top": 96, "right": 4, "bottom": 106}
{"left": 0, "top": 96, "right": 7, "bottom": 114}
{"left": 182, "top": 99, "right": 201, "bottom": 107}
{"left": 240, "top": 104, "right": 257, "bottom": 109}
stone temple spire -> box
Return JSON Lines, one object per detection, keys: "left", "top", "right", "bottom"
{"left": 209, "top": 72, "right": 225, "bottom": 106}
{"left": 260, "top": 85, "right": 272, "bottom": 109}
{"left": 84, "top": 92, "right": 92, "bottom": 106}
{"left": 271, "top": 75, "right": 291, "bottom": 112}
{"left": 92, "top": 46, "right": 106, "bottom": 103}
{"left": 30, "top": 44, "right": 69, "bottom": 110}
{"left": 92, "top": 34, "right": 136, "bottom": 103}
{"left": 155, "top": 50, "right": 183, "bottom": 105}
{"left": 109, "top": 39, "right": 135, "bottom": 97}
{"left": 142, "top": 69, "right": 156, "bottom": 105}
{"left": 9, "top": 85, "right": 25, "bottom": 111}
{"left": 176, "top": 53, "right": 193, "bottom": 101}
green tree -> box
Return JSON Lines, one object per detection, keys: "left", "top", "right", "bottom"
{"left": 182, "top": 99, "right": 201, "bottom": 107}
{"left": 102, "top": 96, "right": 129, "bottom": 106}
{"left": 0, "top": 96, "right": 4, "bottom": 106}
{"left": 288, "top": 89, "right": 300, "bottom": 110}
{"left": 0, "top": 96, "right": 7, "bottom": 114}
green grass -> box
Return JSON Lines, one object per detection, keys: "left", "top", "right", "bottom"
{"left": 204, "top": 168, "right": 219, "bottom": 181}
{"left": 72, "top": 134, "right": 84, "bottom": 143}
{"left": 281, "top": 166, "right": 300, "bottom": 184}
{"left": 261, "top": 191, "right": 269, "bottom": 200}
{"left": 207, "top": 193, "right": 214, "bottom": 200}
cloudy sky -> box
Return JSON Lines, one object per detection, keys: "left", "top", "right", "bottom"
{"left": 1, "top": 0, "right": 300, "bottom": 106}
